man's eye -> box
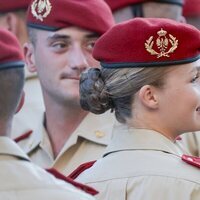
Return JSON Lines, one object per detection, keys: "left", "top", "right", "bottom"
{"left": 191, "top": 74, "right": 200, "bottom": 83}
{"left": 85, "top": 41, "right": 96, "bottom": 51}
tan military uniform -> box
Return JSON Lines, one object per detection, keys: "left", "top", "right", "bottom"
{"left": 15, "top": 111, "right": 116, "bottom": 175}
{"left": 76, "top": 126, "right": 200, "bottom": 200}
{"left": 176, "top": 132, "right": 200, "bottom": 157}
{"left": 0, "top": 136, "right": 95, "bottom": 200}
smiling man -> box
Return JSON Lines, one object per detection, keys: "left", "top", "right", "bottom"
{"left": 13, "top": 0, "right": 115, "bottom": 175}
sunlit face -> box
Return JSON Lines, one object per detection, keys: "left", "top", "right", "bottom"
{"left": 28, "top": 26, "right": 99, "bottom": 106}
{"left": 156, "top": 59, "right": 200, "bottom": 135}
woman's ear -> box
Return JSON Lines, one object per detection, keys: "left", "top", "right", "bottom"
{"left": 138, "top": 85, "right": 159, "bottom": 109}
{"left": 24, "top": 43, "right": 37, "bottom": 73}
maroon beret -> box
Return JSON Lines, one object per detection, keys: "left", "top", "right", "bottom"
{"left": 0, "top": 0, "right": 31, "bottom": 12}
{"left": 105, "top": 0, "right": 184, "bottom": 11}
{"left": 0, "top": 29, "right": 24, "bottom": 69}
{"left": 93, "top": 18, "right": 200, "bottom": 68}
{"left": 27, "top": 0, "right": 115, "bottom": 35}
{"left": 183, "top": 0, "right": 200, "bottom": 17}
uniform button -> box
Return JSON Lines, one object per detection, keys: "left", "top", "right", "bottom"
{"left": 95, "top": 131, "right": 105, "bottom": 138}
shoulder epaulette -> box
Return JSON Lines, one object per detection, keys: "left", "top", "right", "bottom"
{"left": 14, "top": 130, "right": 33, "bottom": 143}
{"left": 182, "top": 154, "right": 200, "bottom": 169}
{"left": 46, "top": 168, "right": 98, "bottom": 196}
{"left": 68, "top": 160, "right": 96, "bottom": 180}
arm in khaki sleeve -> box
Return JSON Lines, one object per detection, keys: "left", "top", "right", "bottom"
{"left": 127, "top": 177, "right": 200, "bottom": 200}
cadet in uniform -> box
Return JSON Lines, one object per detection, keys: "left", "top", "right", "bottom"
{"left": 14, "top": 0, "right": 116, "bottom": 176}
{"left": 0, "top": 28, "right": 95, "bottom": 200}
{"left": 0, "top": 1, "right": 45, "bottom": 137}
{"left": 105, "top": 0, "right": 184, "bottom": 23}
{"left": 75, "top": 18, "right": 200, "bottom": 200}
{"left": 175, "top": 0, "right": 200, "bottom": 156}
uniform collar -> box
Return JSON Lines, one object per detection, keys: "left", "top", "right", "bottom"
{"left": 57, "top": 111, "right": 116, "bottom": 159}
{"left": 25, "top": 111, "right": 116, "bottom": 155}
{"left": 0, "top": 137, "right": 30, "bottom": 161}
{"left": 104, "top": 125, "right": 183, "bottom": 157}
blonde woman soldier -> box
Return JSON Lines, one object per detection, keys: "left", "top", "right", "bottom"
{"left": 74, "top": 18, "right": 200, "bottom": 200}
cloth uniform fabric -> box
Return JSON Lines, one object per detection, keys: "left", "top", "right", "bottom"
{"left": 0, "top": 137, "right": 95, "bottom": 200}
{"left": 76, "top": 126, "right": 200, "bottom": 200}
{"left": 183, "top": 0, "right": 200, "bottom": 17}
{"left": 14, "top": 111, "right": 116, "bottom": 175}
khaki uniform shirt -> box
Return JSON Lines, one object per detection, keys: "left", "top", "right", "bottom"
{"left": 76, "top": 126, "right": 200, "bottom": 200}
{"left": 176, "top": 132, "right": 200, "bottom": 157}
{"left": 15, "top": 111, "right": 116, "bottom": 175}
{"left": 0, "top": 137, "right": 95, "bottom": 200}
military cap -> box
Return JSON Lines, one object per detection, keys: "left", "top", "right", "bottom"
{"left": 93, "top": 18, "right": 200, "bottom": 68}
{"left": 105, "top": 0, "right": 184, "bottom": 11}
{"left": 0, "top": 29, "right": 24, "bottom": 70}
{"left": 27, "top": 0, "right": 115, "bottom": 35}
{"left": 0, "top": 0, "right": 31, "bottom": 13}
{"left": 183, "top": 0, "right": 200, "bottom": 17}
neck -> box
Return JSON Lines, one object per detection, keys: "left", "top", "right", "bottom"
{"left": 0, "top": 119, "right": 12, "bottom": 137}
{"left": 44, "top": 100, "right": 88, "bottom": 158}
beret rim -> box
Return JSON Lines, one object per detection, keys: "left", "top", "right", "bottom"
{"left": 101, "top": 55, "right": 200, "bottom": 69}
{"left": 27, "top": 23, "right": 60, "bottom": 31}
{"left": 0, "top": 61, "right": 25, "bottom": 70}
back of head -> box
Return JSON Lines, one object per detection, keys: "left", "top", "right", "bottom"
{"left": 0, "top": 29, "right": 24, "bottom": 120}
{"left": 105, "top": 0, "right": 184, "bottom": 22}
{"left": 80, "top": 18, "right": 200, "bottom": 123}
{"left": 27, "top": 0, "right": 114, "bottom": 34}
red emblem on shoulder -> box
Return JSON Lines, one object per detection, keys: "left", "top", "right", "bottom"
{"left": 68, "top": 160, "right": 96, "bottom": 180}
{"left": 182, "top": 154, "right": 200, "bottom": 169}
{"left": 14, "top": 130, "right": 33, "bottom": 143}
{"left": 46, "top": 168, "right": 98, "bottom": 196}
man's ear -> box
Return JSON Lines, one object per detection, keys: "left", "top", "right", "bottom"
{"left": 24, "top": 43, "right": 37, "bottom": 73}
{"left": 15, "top": 91, "right": 25, "bottom": 114}
{"left": 138, "top": 85, "right": 159, "bottom": 109}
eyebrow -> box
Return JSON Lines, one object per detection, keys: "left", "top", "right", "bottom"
{"left": 47, "top": 33, "right": 100, "bottom": 42}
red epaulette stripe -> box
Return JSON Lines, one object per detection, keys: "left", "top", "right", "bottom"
{"left": 175, "top": 136, "right": 182, "bottom": 141}
{"left": 14, "top": 130, "right": 33, "bottom": 143}
{"left": 68, "top": 160, "right": 96, "bottom": 180}
{"left": 46, "top": 168, "right": 99, "bottom": 196}
{"left": 182, "top": 154, "right": 200, "bottom": 169}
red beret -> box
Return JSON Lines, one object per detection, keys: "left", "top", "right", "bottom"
{"left": 0, "top": 0, "right": 31, "bottom": 12}
{"left": 27, "top": 0, "right": 115, "bottom": 35}
{"left": 0, "top": 29, "right": 24, "bottom": 69}
{"left": 93, "top": 18, "right": 200, "bottom": 68}
{"left": 183, "top": 0, "right": 200, "bottom": 17}
{"left": 105, "top": 0, "right": 184, "bottom": 11}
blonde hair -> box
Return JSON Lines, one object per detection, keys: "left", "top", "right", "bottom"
{"left": 80, "top": 66, "right": 172, "bottom": 123}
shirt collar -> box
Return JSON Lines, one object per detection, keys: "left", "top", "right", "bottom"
{"left": 0, "top": 137, "right": 30, "bottom": 161}
{"left": 104, "top": 125, "right": 183, "bottom": 157}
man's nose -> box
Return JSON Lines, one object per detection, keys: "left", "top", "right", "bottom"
{"left": 68, "top": 46, "right": 89, "bottom": 73}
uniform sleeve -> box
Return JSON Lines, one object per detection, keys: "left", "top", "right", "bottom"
{"left": 127, "top": 176, "right": 200, "bottom": 200}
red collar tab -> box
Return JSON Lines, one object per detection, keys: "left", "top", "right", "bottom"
{"left": 14, "top": 130, "right": 33, "bottom": 143}
{"left": 46, "top": 168, "right": 98, "bottom": 196}
{"left": 175, "top": 136, "right": 182, "bottom": 141}
{"left": 68, "top": 160, "right": 96, "bottom": 180}
{"left": 182, "top": 154, "right": 200, "bottom": 169}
